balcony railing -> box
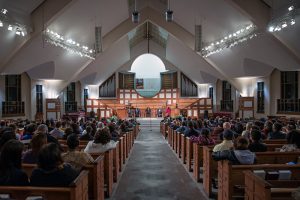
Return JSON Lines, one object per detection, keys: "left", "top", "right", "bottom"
{"left": 220, "top": 100, "right": 233, "bottom": 112}
{"left": 2, "top": 101, "right": 25, "bottom": 116}
{"left": 65, "top": 101, "right": 77, "bottom": 113}
{"left": 277, "top": 99, "right": 300, "bottom": 113}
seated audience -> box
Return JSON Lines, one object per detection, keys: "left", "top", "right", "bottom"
{"left": 212, "top": 137, "right": 255, "bottom": 165}
{"left": 84, "top": 128, "right": 117, "bottom": 153}
{"left": 63, "top": 127, "right": 74, "bottom": 140}
{"left": 107, "top": 123, "right": 120, "bottom": 141}
{"left": 0, "top": 130, "right": 16, "bottom": 151}
{"left": 190, "top": 128, "right": 215, "bottom": 145}
{"left": 280, "top": 130, "right": 300, "bottom": 152}
{"left": 219, "top": 122, "right": 231, "bottom": 140}
{"left": 0, "top": 140, "right": 29, "bottom": 186}
{"left": 248, "top": 129, "right": 267, "bottom": 152}
{"left": 268, "top": 122, "right": 286, "bottom": 139}
{"left": 176, "top": 121, "right": 187, "bottom": 133}
{"left": 21, "top": 123, "right": 37, "bottom": 140}
{"left": 80, "top": 126, "right": 94, "bottom": 141}
{"left": 22, "top": 133, "right": 47, "bottom": 164}
{"left": 62, "top": 134, "right": 94, "bottom": 172}
{"left": 213, "top": 130, "right": 234, "bottom": 152}
{"left": 30, "top": 143, "right": 78, "bottom": 187}
{"left": 184, "top": 121, "right": 199, "bottom": 137}
{"left": 262, "top": 121, "right": 273, "bottom": 139}
{"left": 242, "top": 122, "right": 253, "bottom": 139}
{"left": 49, "top": 121, "right": 64, "bottom": 139}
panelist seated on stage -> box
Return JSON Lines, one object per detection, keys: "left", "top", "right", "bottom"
{"left": 145, "top": 107, "right": 151, "bottom": 117}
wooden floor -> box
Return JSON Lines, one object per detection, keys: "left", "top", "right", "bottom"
{"left": 111, "top": 122, "right": 208, "bottom": 200}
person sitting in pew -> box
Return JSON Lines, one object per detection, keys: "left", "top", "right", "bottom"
{"left": 176, "top": 121, "right": 187, "bottom": 133}
{"left": 268, "top": 122, "right": 286, "bottom": 140}
{"left": 108, "top": 123, "right": 120, "bottom": 142}
{"left": 62, "top": 134, "right": 94, "bottom": 172}
{"left": 219, "top": 122, "right": 232, "bottom": 140}
{"left": 212, "top": 137, "right": 256, "bottom": 165}
{"left": 213, "top": 130, "right": 234, "bottom": 152}
{"left": 0, "top": 140, "right": 29, "bottom": 186}
{"left": 190, "top": 128, "right": 215, "bottom": 145}
{"left": 80, "top": 125, "right": 94, "bottom": 141}
{"left": 248, "top": 129, "right": 267, "bottom": 152}
{"left": 184, "top": 121, "right": 200, "bottom": 137}
{"left": 21, "top": 123, "right": 37, "bottom": 140}
{"left": 62, "top": 127, "right": 74, "bottom": 140}
{"left": 22, "top": 133, "right": 47, "bottom": 164}
{"left": 0, "top": 130, "right": 17, "bottom": 152}
{"left": 242, "top": 122, "right": 253, "bottom": 139}
{"left": 280, "top": 130, "right": 300, "bottom": 152}
{"left": 84, "top": 127, "right": 117, "bottom": 153}
{"left": 30, "top": 143, "right": 78, "bottom": 187}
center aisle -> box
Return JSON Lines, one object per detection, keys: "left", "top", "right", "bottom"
{"left": 111, "top": 123, "right": 208, "bottom": 200}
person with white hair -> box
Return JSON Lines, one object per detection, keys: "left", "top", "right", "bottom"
{"left": 242, "top": 122, "right": 253, "bottom": 139}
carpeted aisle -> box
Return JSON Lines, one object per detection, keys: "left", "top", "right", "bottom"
{"left": 111, "top": 123, "right": 208, "bottom": 200}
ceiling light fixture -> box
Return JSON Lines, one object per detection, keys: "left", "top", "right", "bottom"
{"left": 1, "top": 8, "right": 7, "bottom": 15}
{"left": 7, "top": 24, "right": 12, "bottom": 31}
{"left": 267, "top": 4, "right": 298, "bottom": 32}
{"left": 44, "top": 29, "right": 95, "bottom": 59}
{"left": 132, "top": 0, "right": 140, "bottom": 23}
{"left": 201, "top": 24, "right": 257, "bottom": 57}
{"left": 165, "top": 0, "right": 173, "bottom": 22}
{"left": 0, "top": 8, "right": 29, "bottom": 36}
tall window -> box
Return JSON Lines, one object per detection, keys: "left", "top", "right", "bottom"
{"left": 209, "top": 86, "right": 213, "bottom": 101}
{"left": 36, "top": 85, "right": 43, "bottom": 113}
{"left": 3, "top": 75, "right": 24, "bottom": 116}
{"left": 278, "top": 71, "right": 299, "bottom": 113}
{"left": 99, "top": 74, "right": 116, "bottom": 97}
{"left": 257, "top": 82, "right": 264, "bottom": 113}
{"left": 65, "top": 82, "right": 77, "bottom": 112}
{"left": 84, "top": 89, "right": 88, "bottom": 111}
{"left": 180, "top": 73, "right": 198, "bottom": 97}
{"left": 281, "top": 71, "right": 298, "bottom": 99}
{"left": 221, "top": 81, "right": 233, "bottom": 112}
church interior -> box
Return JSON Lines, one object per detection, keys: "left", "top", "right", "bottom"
{"left": 0, "top": 0, "right": 300, "bottom": 199}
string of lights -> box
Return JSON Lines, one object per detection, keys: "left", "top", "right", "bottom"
{"left": 0, "top": 8, "right": 28, "bottom": 37}
{"left": 44, "top": 29, "right": 95, "bottom": 60}
{"left": 201, "top": 24, "right": 258, "bottom": 58}
{"left": 268, "top": 5, "right": 298, "bottom": 32}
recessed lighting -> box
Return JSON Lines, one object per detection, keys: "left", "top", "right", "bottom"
{"left": 0, "top": 21, "right": 3, "bottom": 27}
{"left": 268, "top": 26, "right": 274, "bottom": 32}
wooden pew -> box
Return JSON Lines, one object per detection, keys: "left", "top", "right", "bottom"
{"left": 113, "top": 141, "right": 120, "bottom": 182}
{"left": 22, "top": 155, "right": 105, "bottom": 200}
{"left": 264, "top": 139, "right": 287, "bottom": 144}
{"left": 0, "top": 170, "right": 89, "bottom": 200}
{"left": 181, "top": 134, "right": 186, "bottom": 164}
{"left": 119, "top": 137, "right": 124, "bottom": 171}
{"left": 218, "top": 156, "right": 300, "bottom": 200}
{"left": 186, "top": 137, "right": 193, "bottom": 172}
{"left": 202, "top": 146, "right": 299, "bottom": 198}
{"left": 244, "top": 170, "right": 299, "bottom": 200}
{"left": 173, "top": 131, "right": 177, "bottom": 151}
{"left": 90, "top": 150, "right": 113, "bottom": 198}
{"left": 176, "top": 131, "right": 181, "bottom": 157}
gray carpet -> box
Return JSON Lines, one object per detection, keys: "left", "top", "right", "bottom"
{"left": 111, "top": 126, "right": 208, "bottom": 200}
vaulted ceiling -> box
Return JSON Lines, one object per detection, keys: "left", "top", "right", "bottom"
{"left": 0, "top": 0, "right": 299, "bottom": 92}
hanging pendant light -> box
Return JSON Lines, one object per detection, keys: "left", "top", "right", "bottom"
{"left": 165, "top": 0, "right": 173, "bottom": 22}
{"left": 132, "top": 0, "right": 140, "bottom": 23}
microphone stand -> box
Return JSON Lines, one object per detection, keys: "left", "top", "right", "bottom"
{"left": 149, "top": 107, "right": 152, "bottom": 131}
